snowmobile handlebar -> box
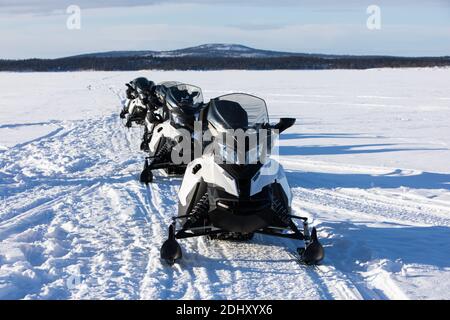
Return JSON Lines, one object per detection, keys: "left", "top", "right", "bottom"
{"left": 272, "top": 118, "right": 296, "bottom": 133}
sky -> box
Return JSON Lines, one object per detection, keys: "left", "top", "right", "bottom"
{"left": 0, "top": 0, "right": 449, "bottom": 59}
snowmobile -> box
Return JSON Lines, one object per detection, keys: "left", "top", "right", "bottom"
{"left": 119, "top": 77, "right": 156, "bottom": 128}
{"left": 119, "top": 78, "right": 173, "bottom": 152}
{"left": 119, "top": 77, "right": 163, "bottom": 153}
{"left": 160, "top": 93, "right": 325, "bottom": 265}
{"left": 139, "top": 82, "right": 205, "bottom": 184}
{"left": 138, "top": 81, "right": 183, "bottom": 153}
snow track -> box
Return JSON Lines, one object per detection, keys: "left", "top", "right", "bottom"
{"left": 1, "top": 70, "right": 449, "bottom": 300}
{"left": 0, "top": 112, "right": 368, "bottom": 300}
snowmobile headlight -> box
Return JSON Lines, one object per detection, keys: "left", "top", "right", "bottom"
{"left": 214, "top": 140, "right": 260, "bottom": 165}
{"left": 215, "top": 141, "right": 235, "bottom": 164}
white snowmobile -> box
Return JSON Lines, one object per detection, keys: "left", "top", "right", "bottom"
{"left": 120, "top": 77, "right": 156, "bottom": 129}
{"left": 139, "top": 82, "right": 205, "bottom": 183}
{"left": 120, "top": 79, "right": 174, "bottom": 152}
{"left": 160, "top": 93, "right": 324, "bottom": 265}
{"left": 138, "top": 81, "right": 183, "bottom": 153}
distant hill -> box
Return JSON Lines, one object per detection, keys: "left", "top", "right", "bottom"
{"left": 70, "top": 44, "right": 315, "bottom": 59}
{"left": 1, "top": 43, "right": 449, "bottom": 72}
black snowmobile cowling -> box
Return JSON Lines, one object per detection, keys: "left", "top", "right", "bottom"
{"left": 206, "top": 93, "right": 269, "bottom": 131}
{"left": 124, "top": 77, "right": 154, "bottom": 101}
{"left": 131, "top": 77, "right": 155, "bottom": 95}
{"left": 164, "top": 83, "right": 204, "bottom": 130}
{"left": 207, "top": 100, "right": 249, "bottom": 129}
{"left": 153, "top": 81, "right": 183, "bottom": 103}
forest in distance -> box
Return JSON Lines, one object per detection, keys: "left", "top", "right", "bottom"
{"left": 1, "top": 55, "right": 450, "bottom": 72}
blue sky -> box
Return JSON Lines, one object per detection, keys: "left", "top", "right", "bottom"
{"left": 0, "top": 0, "right": 449, "bottom": 58}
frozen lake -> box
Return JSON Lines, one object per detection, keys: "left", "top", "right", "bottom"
{"left": 0, "top": 68, "right": 449, "bottom": 299}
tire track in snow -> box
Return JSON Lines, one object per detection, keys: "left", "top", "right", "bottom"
{"left": 0, "top": 108, "right": 151, "bottom": 299}
{"left": 290, "top": 193, "right": 397, "bottom": 299}
{"left": 289, "top": 197, "right": 386, "bottom": 300}
{"left": 289, "top": 179, "right": 450, "bottom": 300}
{"left": 338, "top": 188, "right": 450, "bottom": 223}
{"left": 5, "top": 75, "right": 437, "bottom": 299}
{"left": 58, "top": 113, "right": 153, "bottom": 299}
{"left": 0, "top": 112, "right": 395, "bottom": 299}
{"left": 138, "top": 178, "right": 221, "bottom": 300}
{"left": 293, "top": 187, "right": 450, "bottom": 227}
{"left": 136, "top": 182, "right": 173, "bottom": 299}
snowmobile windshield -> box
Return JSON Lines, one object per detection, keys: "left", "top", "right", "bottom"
{"left": 166, "top": 84, "right": 204, "bottom": 112}
{"left": 133, "top": 77, "right": 153, "bottom": 94}
{"left": 206, "top": 94, "right": 271, "bottom": 165}
{"left": 207, "top": 93, "right": 269, "bottom": 132}
{"left": 159, "top": 81, "right": 183, "bottom": 89}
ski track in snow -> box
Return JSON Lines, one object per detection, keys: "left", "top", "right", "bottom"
{"left": 1, "top": 70, "right": 449, "bottom": 300}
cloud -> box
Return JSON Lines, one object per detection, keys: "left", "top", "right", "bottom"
{"left": 0, "top": 0, "right": 287, "bottom": 14}
{"left": 2, "top": 0, "right": 448, "bottom": 15}
{"left": 0, "top": 0, "right": 448, "bottom": 58}
{"left": 1, "top": 13, "right": 449, "bottom": 59}
{"left": 227, "top": 23, "right": 287, "bottom": 31}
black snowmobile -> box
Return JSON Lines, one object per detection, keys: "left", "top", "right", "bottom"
{"left": 139, "top": 82, "right": 205, "bottom": 184}
{"left": 119, "top": 78, "right": 172, "bottom": 152}
{"left": 160, "top": 93, "right": 325, "bottom": 265}
{"left": 120, "top": 77, "right": 156, "bottom": 128}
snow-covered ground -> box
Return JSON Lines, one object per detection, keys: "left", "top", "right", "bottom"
{"left": 0, "top": 69, "right": 449, "bottom": 300}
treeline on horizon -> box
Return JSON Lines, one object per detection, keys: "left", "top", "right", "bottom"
{"left": 1, "top": 56, "right": 449, "bottom": 71}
